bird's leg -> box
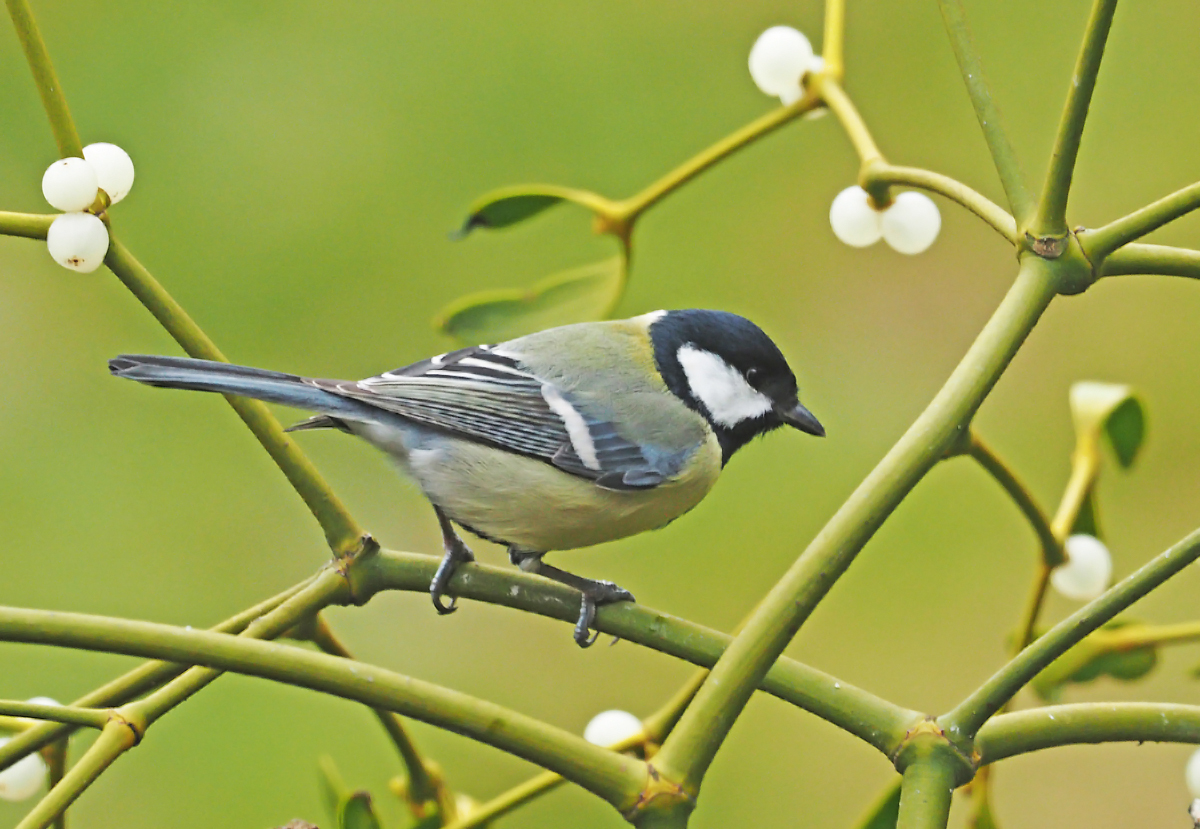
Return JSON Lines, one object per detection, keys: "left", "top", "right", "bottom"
{"left": 430, "top": 507, "right": 474, "bottom": 615}
{"left": 508, "top": 548, "right": 635, "bottom": 647}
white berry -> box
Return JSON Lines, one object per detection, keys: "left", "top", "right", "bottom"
{"left": 47, "top": 212, "right": 110, "bottom": 273}
{"left": 749, "top": 26, "right": 813, "bottom": 105}
{"left": 829, "top": 186, "right": 882, "bottom": 247}
{"left": 0, "top": 738, "right": 47, "bottom": 801}
{"left": 41, "top": 157, "right": 98, "bottom": 212}
{"left": 583, "top": 709, "right": 643, "bottom": 746}
{"left": 880, "top": 191, "right": 941, "bottom": 254}
{"left": 1187, "top": 748, "right": 1200, "bottom": 798}
{"left": 1051, "top": 534, "right": 1112, "bottom": 601}
{"left": 23, "top": 697, "right": 60, "bottom": 713}
{"left": 82, "top": 143, "right": 135, "bottom": 204}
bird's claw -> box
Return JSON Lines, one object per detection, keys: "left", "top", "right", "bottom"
{"left": 573, "top": 581, "right": 636, "bottom": 648}
{"left": 430, "top": 533, "right": 474, "bottom": 616}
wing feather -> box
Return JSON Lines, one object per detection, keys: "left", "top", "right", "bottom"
{"left": 308, "top": 347, "right": 682, "bottom": 489}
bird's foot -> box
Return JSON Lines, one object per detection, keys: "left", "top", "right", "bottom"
{"left": 574, "top": 580, "right": 636, "bottom": 648}
{"left": 509, "top": 549, "right": 634, "bottom": 647}
{"left": 431, "top": 508, "right": 475, "bottom": 614}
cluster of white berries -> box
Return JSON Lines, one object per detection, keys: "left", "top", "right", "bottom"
{"left": 0, "top": 697, "right": 58, "bottom": 802}
{"left": 829, "top": 186, "right": 941, "bottom": 255}
{"left": 748, "top": 26, "right": 941, "bottom": 255}
{"left": 583, "top": 709, "right": 643, "bottom": 746}
{"left": 748, "top": 26, "right": 824, "bottom": 106}
{"left": 1050, "top": 534, "right": 1113, "bottom": 602}
{"left": 40, "top": 143, "right": 135, "bottom": 273}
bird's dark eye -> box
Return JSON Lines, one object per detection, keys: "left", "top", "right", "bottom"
{"left": 744, "top": 367, "right": 760, "bottom": 385}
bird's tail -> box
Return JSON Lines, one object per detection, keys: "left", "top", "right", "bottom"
{"left": 109, "top": 354, "right": 370, "bottom": 422}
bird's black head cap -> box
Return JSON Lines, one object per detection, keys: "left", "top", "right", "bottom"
{"left": 649, "top": 309, "right": 822, "bottom": 463}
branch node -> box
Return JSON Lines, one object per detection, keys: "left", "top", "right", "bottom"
{"left": 622, "top": 763, "right": 695, "bottom": 822}
{"left": 107, "top": 710, "right": 146, "bottom": 746}
{"left": 893, "top": 717, "right": 976, "bottom": 786}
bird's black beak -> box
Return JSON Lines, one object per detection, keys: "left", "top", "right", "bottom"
{"left": 778, "top": 400, "right": 825, "bottom": 437}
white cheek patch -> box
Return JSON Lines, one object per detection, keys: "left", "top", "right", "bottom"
{"left": 677, "top": 345, "right": 772, "bottom": 428}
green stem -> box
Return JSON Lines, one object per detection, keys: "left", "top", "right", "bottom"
{"left": 614, "top": 95, "right": 822, "bottom": 221}
{"left": 822, "top": 0, "right": 846, "bottom": 79}
{"left": 125, "top": 569, "right": 351, "bottom": 728}
{"left": 0, "top": 703, "right": 107, "bottom": 730}
{"left": 0, "top": 576, "right": 313, "bottom": 771}
{"left": 5, "top": 0, "right": 82, "bottom": 158}
{"left": 1051, "top": 444, "right": 1099, "bottom": 539}
{"left": 43, "top": 739, "right": 66, "bottom": 829}
{"left": 814, "top": 75, "right": 884, "bottom": 173}
{"left": 895, "top": 757, "right": 956, "bottom": 829}
{"left": 1014, "top": 565, "right": 1052, "bottom": 652}
{"left": 0, "top": 606, "right": 648, "bottom": 813}
{"left": 0, "top": 211, "right": 55, "bottom": 239}
{"left": 650, "top": 258, "right": 1059, "bottom": 798}
{"left": 977, "top": 702, "right": 1200, "bottom": 764}
{"left": 305, "top": 615, "right": 441, "bottom": 810}
{"left": 1082, "top": 181, "right": 1200, "bottom": 260}
{"left": 1101, "top": 243, "right": 1200, "bottom": 279}
{"left": 16, "top": 722, "right": 135, "bottom": 829}
{"left": 103, "top": 237, "right": 366, "bottom": 556}
{"left": 966, "top": 432, "right": 1062, "bottom": 567}
{"left": 445, "top": 669, "right": 707, "bottom": 829}
{"left": 937, "top": 0, "right": 1034, "bottom": 222}
{"left": 20, "top": 570, "right": 354, "bottom": 818}
{"left": 942, "top": 524, "right": 1200, "bottom": 736}
{"left": 864, "top": 162, "right": 1017, "bottom": 241}
{"left": 352, "top": 549, "right": 919, "bottom": 757}
{"left": 1033, "top": 0, "right": 1119, "bottom": 236}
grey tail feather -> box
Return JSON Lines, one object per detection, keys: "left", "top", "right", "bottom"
{"left": 108, "top": 354, "right": 366, "bottom": 420}
{"left": 285, "top": 415, "right": 351, "bottom": 433}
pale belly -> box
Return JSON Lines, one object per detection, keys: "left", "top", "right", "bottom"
{"left": 351, "top": 421, "right": 722, "bottom": 552}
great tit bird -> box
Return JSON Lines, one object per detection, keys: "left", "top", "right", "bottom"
{"left": 109, "top": 309, "right": 823, "bottom": 646}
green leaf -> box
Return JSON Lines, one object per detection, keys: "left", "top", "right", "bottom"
{"left": 1032, "top": 619, "right": 1158, "bottom": 701}
{"left": 1068, "top": 382, "right": 1146, "bottom": 468}
{"left": 338, "top": 791, "right": 382, "bottom": 829}
{"left": 318, "top": 756, "right": 349, "bottom": 822}
{"left": 435, "top": 255, "right": 626, "bottom": 344}
{"left": 1070, "top": 487, "right": 1101, "bottom": 538}
{"left": 453, "top": 185, "right": 609, "bottom": 238}
{"left": 854, "top": 779, "right": 901, "bottom": 829}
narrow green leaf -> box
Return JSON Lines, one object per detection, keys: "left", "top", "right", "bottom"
{"left": 318, "top": 755, "right": 349, "bottom": 822}
{"left": 1068, "top": 382, "right": 1146, "bottom": 467}
{"left": 1103, "top": 396, "right": 1145, "bottom": 468}
{"left": 854, "top": 779, "right": 901, "bottom": 829}
{"left": 1070, "top": 488, "right": 1101, "bottom": 538}
{"left": 338, "top": 791, "right": 382, "bottom": 829}
{"left": 434, "top": 255, "right": 626, "bottom": 344}
{"left": 453, "top": 185, "right": 609, "bottom": 238}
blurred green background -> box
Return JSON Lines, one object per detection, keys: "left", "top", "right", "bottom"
{"left": 2, "top": 1, "right": 1199, "bottom": 826}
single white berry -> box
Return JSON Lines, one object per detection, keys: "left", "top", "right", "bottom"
{"left": 0, "top": 738, "right": 47, "bottom": 801}
{"left": 880, "top": 191, "right": 941, "bottom": 254}
{"left": 829, "top": 186, "right": 883, "bottom": 247}
{"left": 749, "top": 26, "right": 813, "bottom": 105}
{"left": 583, "top": 709, "right": 643, "bottom": 746}
{"left": 41, "top": 157, "right": 98, "bottom": 212}
{"left": 1051, "top": 534, "right": 1112, "bottom": 601}
{"left": 46, "top": 212, "right": 110, "bottom": 273}
{"left": 1186, "top": 747, "right": 1200, "bottom": 798}
{"left": 22, "top": 697, "right": 61, "bottom": 715}
{"left": 82, "top": 143, "right": 135, "bottom": 204}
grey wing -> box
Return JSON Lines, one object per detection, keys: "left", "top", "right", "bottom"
{"left": 308, "top": 346, "right": 674, "bottom": 491}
